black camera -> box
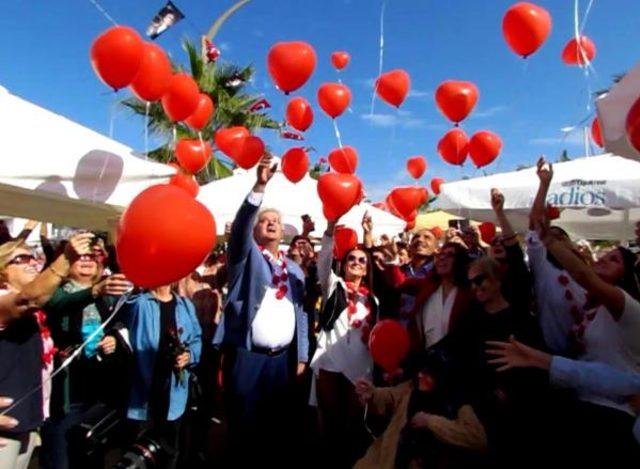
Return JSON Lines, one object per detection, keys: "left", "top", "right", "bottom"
{"left": 114, "top": 435, "right": 165, "bottom": 469}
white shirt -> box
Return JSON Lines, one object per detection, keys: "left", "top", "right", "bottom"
{"left": 421, "top": 285, "right": 458, "bottom": 348}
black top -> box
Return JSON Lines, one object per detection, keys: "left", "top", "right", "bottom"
{"left": 0, "top": 315, "right": 44, "bottom": 434}
{"left": 149, "top": 297, "right": 177, "bottom": 423}
{"left": 501, "top": 243, "right": 533, "bottom": 312}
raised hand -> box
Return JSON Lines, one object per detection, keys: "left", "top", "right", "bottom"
{"left": 66, "top": 232, "right": 94, "bottom": 258}
{"left": 536, "top": 156, "right": 553, "bottom": 186}
{"left": 255, "top": 152, "right": 277, "bottom": 191}
{"left": 491, "top": 188, "right": 505, "bottom": 213}
{"left": 361, "top": 211, "right": 373, "bottom": 233}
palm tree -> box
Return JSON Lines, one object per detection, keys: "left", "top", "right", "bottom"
{"left": 121, "top": 39, "right": 280, "bottom": 183}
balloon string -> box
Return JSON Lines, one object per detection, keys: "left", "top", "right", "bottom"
{"left": 144, "top": 101, "right": 150, "bottom": 160}
{"left": 579, "top": 0, "right": 596, "bottom": 33}
{"left": 0, "top": 294, "right": 129, "bottom": 418}
{"left": 172, "top": 126, "right": 177, "bottom": 152}
{"left": 333, "top": 119, "right": 343, "bottom": 149}
{"left": 87, "top": 0, "right": 118, "bottom": 26}
{"left": 369, "top": 0, "right": 387, "bottom": 115}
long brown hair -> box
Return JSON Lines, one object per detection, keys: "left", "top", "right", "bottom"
{"left": 339, "top": 245, "right": 374, "bottom": 293}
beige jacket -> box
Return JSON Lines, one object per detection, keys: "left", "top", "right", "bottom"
{"left": 354, "top": 381, "right": 487, "bottom": 469}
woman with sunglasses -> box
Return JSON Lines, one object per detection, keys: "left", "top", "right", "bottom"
{"left": 310, "top": 218, "right": 379, "bottom": 467}
{"left": 0, "top": 232, "right": 93, "bottom": 469}
{"left": 40, "top": 242, "right": 132, "bottom": 469}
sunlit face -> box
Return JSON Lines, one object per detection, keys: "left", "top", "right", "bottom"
{"left": 254, "top": 210, "right": 283, "bottom": 245}
{"left": 69, "top": 253, "right": 98, "bottom": 281}
{"left": 593, "top": 248, "right": 625, "bottom": 284}
{"left": 462, "top": 227, "right": 479, "bottom": 248}
{"left": 490, "top": 237, "right": 507, "bottom": 260}
{"left": 435, "top": 246, "right": 456, "bottom": 277}
{"left": 468, "top": 264, "right": 501, "bottom": 304}
{"left": 2, "top": 248, "right": 39, "bottom": 289}
{"left": 410, "top": 230, "right": 437, "bottom": 257}
{"left": 344, "top": 249, "right": 368, "bottom": 281}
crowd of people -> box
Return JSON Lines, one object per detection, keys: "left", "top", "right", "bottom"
{"left": 0, "top": 153, "right": 639, "bottom": 468}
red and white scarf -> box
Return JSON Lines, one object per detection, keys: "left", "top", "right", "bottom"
{"left": 345, "top": 281, "right": 373, "bottom": 344}
{"left": 262, "top": 248, "right": 289, "bottom": 300}
{"left": 557, "top": 273, "right": 599, "bottom": 354}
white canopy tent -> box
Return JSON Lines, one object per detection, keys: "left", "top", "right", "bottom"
{"left": 198, "top": 166, "right": 406, "bottom": 238}
{"left": 435, "top": 154, "right": 640, "bottom": 240}
{"left": 0, "top": 86, "right": 174, "bottom": 231}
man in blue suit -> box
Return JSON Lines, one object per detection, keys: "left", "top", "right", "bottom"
{"left": 213, "top": 153, "right": 309, "bottom": 465}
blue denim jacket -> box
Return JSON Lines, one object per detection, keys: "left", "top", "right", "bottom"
{"left": 123, "top": 292, "right": 202, "bottom": 421}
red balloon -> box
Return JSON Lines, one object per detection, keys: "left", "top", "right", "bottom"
{"left": 438, "top": 129, "right": 469, "bottom": 166}
{"left": 375, "top": 69, "right": 411, "bottom": 108}
{"left": 562, "top": 36, "right": 596, "bottom": 65}
{"left": 229, "top": 136, "right": 265, "bottom": 169}
{"left": 170, "top": 172, "right": 200, "bottom": 197}
{"left": 368, "top": 320, "right": 410, "bottom": 373}
{"left": 478, "top": 222, "right": 497, "bottom": 245}
{"left": 334, "top": 226, "right": 358, "bottom": 259}
{"left": 331, "top": 51, "right": 351, "bottom": 70}
{"left": 435, "top": 81, "right": 479, "bottom": 124}
{"left": 90, "top": 26, "right": 144, "bottom": 90}
{"left": 328, "top": 146, "right": 358, "bottom": 174}
{"left": 214, "top": 126, "right": 250, "bottom": 157}
{"left": 267, "top": 41, "right": 317, "bottom": 93}
{"left": 161, "top": 73, "right": 200, "bottom": 122}
{"left": 130, "top": 42, "right": 172, "bottom": 101}
{"left": 502, "top": 2, "right": 552, "bottom": 58}
{"left": 469, "top": 131, "right": 503, "bottom": 168}
{"left": 406, "top": 156, "right": 427, "bottom": 179}
{"left": 430, "top": 177, "right": 445, "bottom": 196}
{"left": 185, "top": 94, "right": 215, "bottom": 131}
{"left": 285, "top": 97, "right": 314, "bottom": 132}
{"left": 387, "top": 187, "right": 426, "bottom": 221}
{"left": 625, "top": 97, "right": 640, "bottom": 153}
{"left": 317, "top": 83, "right": 351, "bottom": 119}
{"left": 281, "top": 147, "right": 310, "bottom": 183}
{"left": 175, "top": 139, "right": 212, "bottom": 174}
{"left": 317, "top": 173, "right": 363, "bottom": 221}
{"left": 116, "top": 184, "right": 216, "bottom": 288}
{"left": 591, "top": 117, "right": 603, "bottom": 147}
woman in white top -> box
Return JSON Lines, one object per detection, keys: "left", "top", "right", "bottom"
{"left": 311, "top": 219, "right": 378, "bottom": 468}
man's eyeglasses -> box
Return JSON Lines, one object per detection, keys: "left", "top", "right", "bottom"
{"left": 347, "top": 254, "right": 367, "bottom": 265}
{"left": 7, "top": 254, "right": 37, "bottom": 266}
{"left": 469, "top": 273, "right": 488, "bottom": 287}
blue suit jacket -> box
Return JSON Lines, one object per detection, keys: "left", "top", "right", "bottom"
{"left": 213, "top": 194, "right": 309, "bottom": 363}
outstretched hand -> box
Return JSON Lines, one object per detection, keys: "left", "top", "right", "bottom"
{"left": 536, "top": 156, "right": 553, "bottom": 186}
{"left": 254, "top": 152, "right": 277, "bottom": 191}
{"left": 491, "top": 188, "right": 505, "bottom": 213}
{"left": 486, "top": 336, "right": 552, "bottom": 372}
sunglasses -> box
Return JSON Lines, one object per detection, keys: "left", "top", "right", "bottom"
{"left": 78, "top": 253, "right": 97, "bottom": 262}
{"left": 469, "top": 273, "right": 488, "bottom": 287}
{"left": 347, "top": 254, "right": 367, "bottom": 265}
{"left": 7, "top": 254, "right": 37, "bottom": 266}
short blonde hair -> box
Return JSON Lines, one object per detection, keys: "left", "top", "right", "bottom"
{"left": 255, "top": 208, "right": 283, "bottom": 227}
{"left": 0, "top": 239, "right": 26, "bottom": 271}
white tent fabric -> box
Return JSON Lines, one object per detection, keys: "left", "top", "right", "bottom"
{"left": 435, "top": 154, "right": 640, "bottom": 240}
{"left": 0, "top": 87, "right": 174, "bottom": 231}
{"left": 198, "top": 167, "right": 406, "bottom": 238}
{"left": 596, "top": 62, "right": 640, "bottom": 160}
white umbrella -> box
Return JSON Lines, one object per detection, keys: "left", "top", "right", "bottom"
{"left": 435, "top": 154, "right": 640, "bottom": 240}
{"left": 198, "top": 166, "right": 406, "bottom": 238}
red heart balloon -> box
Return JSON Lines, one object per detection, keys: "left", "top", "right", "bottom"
{"left": 625, "top": 97, "right": 640, "bottom": 153}
{"left": 368, "top": 320, "right": 410, "bottom": 373}
{"left": 478, "top": 222, "right": 497, "bottom": 245}
{"left": 285, "top": 97, "right": 314, "bottom": 132}
{"left": 161, "top": 73, "right": 200, "bottom": 122}
{"left": 331, "top": 51, "right": 351, "bottom": 70}
{"left": 562, "top": 35, "right": 596, "bottom": 65}
{"left": 502, "top": 2, "right": 552, "bottom": 58}
{"left": 185, "top": 94, "right": 215, "bottom": 131}
{"left": 430, "top": 177, "right": 445, "bottom": 196}
{"left": 328, "top": 146, "right": 358, "bottom": 174}
{"left": 435, "top": 80, "right": 479, "bottom": 124}
{"left": 175, "top": 139, "right": 212, "bottom": 174}
{"left": 387, "top": 187, "right": 425, "bottom": 221}
{"left": 405, "top": 220, "right": 416, "bottom": 232}
{"left": 406, "top": 156, "right": 427, "bottom": 179}
{"left": 170, "top": 172, "right": 200, "bottom": 197}
{"left": 333, "top": 226, "right": 358, "bottom": 259}
{"left": 469, "top": 131, "right": 503, "bottom": 168}
{"left": 267, "top": 41, "right": 317, "bottom": 94}
{"left": 130, "top": 42, "right": 171, "bottom": 101}
{"left": 317, "top": 173, "right": 363, "bottom": 221}
{"left": 229, "top": 136, "right": 265, "bottom": 169}
{"left": 90, "top": 26, "right": 144, "bottom": 91}
{"left": 281, "top": 147, "right": 310, "bottom": 183}
{"left": 591, "top": 117, "right": 603, "bottom": 147}
{"left": 438, "top": 129, "right": 469, "bottom": 166}
{"left": 375, "top": 69, "right": 411, "bottom": 108}
{"left": 214, "top": 126, "right": 250, "bottom": 157}
{"left": 317, "top": 83, "right": 352, "bottom": 119}
{"left": 116, "top": 184, "right": 216, "bottom": 288}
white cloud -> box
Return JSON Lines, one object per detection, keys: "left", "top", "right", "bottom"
{"left": 360, "top": 112, "right": 427, "bottom": 129}
{"left": 529, "top": 131, "right": 585, "bottom": 146}
{"left": 407, "top": 88, "right": 432, "bottom": 101}
{"left": 358, "top": 78, "right": 376, "bottom": 88}
{"left": 470, "top": 105, "right": 508, "bottom": 119}
{"left": 219, "top": 42, "right": 231, "bottom": 52}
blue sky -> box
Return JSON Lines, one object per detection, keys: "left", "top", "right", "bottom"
{"left": 1, "top": 0, "right": 639, "bottom": 201}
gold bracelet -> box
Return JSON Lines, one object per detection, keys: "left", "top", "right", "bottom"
{"left": 48, "top": 265, "right": 67, "bottom": 279}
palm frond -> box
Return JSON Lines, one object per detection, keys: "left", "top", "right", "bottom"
{"left": 183, "top": 39, "right": 203, "bottom": 81}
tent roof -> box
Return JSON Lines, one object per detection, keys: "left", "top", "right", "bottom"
{"left": 435, "top": 154, "right": 640, "bottom": 240}
{"left": 0, "top": 87, "right": 174, "bottom": 231}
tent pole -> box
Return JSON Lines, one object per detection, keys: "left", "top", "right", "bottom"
{"left": 623, "top": 208, "right": 630, "bottom": 245}
{"left": 583, "top": 126, "right": 591, "bottom": 157}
